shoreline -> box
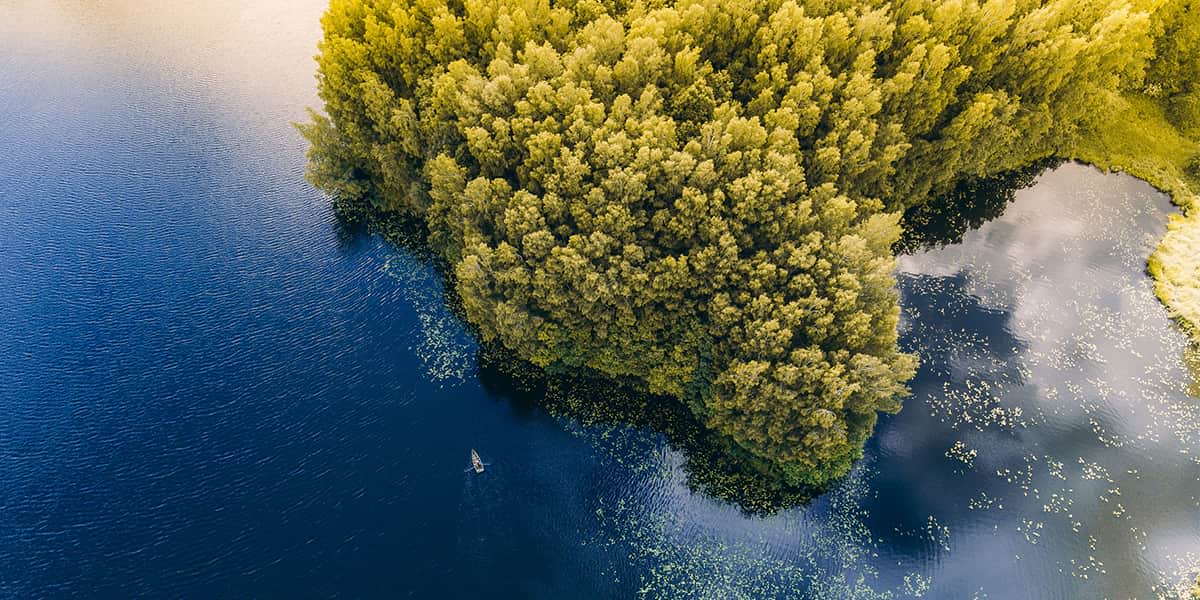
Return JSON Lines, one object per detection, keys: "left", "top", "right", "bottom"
{"left": 1069, "top": 91, "right": 1200, "bottom": 341}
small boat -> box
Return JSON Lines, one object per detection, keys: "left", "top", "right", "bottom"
{"left": 470, "top": 449, "right": 485, "bottom": 473}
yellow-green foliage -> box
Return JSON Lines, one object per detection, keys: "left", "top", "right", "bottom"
{"left": 302, "top": 0, "right": 1193, "bottom": 486}
{"left": 1070, "top": 91, "right": 1200, "bottom": 340}
{"left": 1066, "top": 0, "right": 1200, "bottom": 378}
{"left": 1072, "top": 93, "right": 1198, "bottom": 201}
{"left": 1150, "top": 209, "right": 1200, "bottom": 338}
{"left": 1130, "top": 0, "right": 1200, "bottom": 343}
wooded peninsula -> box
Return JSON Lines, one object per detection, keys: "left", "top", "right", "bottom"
{"left": 301, "top": 0, "right": 1200, "bottom": 486}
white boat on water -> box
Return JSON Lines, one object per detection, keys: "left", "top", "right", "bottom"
{"left": 470, "top": 449, "right": 484, "bottom": 473}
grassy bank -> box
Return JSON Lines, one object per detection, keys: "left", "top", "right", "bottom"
{"left": 1069, "top": 91, "right": 1200, "bottom": 339}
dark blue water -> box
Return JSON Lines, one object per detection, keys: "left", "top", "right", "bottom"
{"left": 2, "top": 2, "right": 1198, "bottom": 598}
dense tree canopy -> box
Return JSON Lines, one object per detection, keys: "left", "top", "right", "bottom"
{"left": 1146, "top": 0, "right": 1200, "bottom": 133}
{"left": 302, "top": 0, "right": 1196, "bottom": 486}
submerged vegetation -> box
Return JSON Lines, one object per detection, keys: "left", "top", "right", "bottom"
{"left": 301, "top": 0, "right": 1200, "bottom": 486}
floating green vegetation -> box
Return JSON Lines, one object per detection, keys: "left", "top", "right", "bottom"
{"left": 1070, "top": 91, "right": 1200, "bottom": 344}
{"left": 900, "top": 164, "right": 1200, "bottom": 595}
{"left": 1152, "top": 555, "right": 1200, "bottom": 600}
{"left": 1069, "top": 0, "right": 1200, "bottom": 339}
{"left": 301, "top": 0, "right": 1199, "bottom": 485}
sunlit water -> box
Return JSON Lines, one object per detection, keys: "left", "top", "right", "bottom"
{"left": 1, "top": 2, "right": 1196, "bottom": 598}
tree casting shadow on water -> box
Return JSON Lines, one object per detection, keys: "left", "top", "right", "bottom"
{"left": 330, "top": 159, "right": 1200, "bottom": 514}
{"left": 331, "top": 196, "right": 821, "bottom": 515}
{"left": 476, "top": 342, "right": 825, "bottom": 515}
{"left": 896, "top": 159, "right": 1060, "bottom": 254}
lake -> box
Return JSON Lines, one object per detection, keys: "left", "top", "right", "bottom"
{"left": 1, "top": 1, "right": 1197, "bottom": 598}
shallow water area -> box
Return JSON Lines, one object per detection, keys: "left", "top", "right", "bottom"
{"left": 1, "top": 2, "right": 1197, "bottom": 598}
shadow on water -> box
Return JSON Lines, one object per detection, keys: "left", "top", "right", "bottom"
{"left": 896, "top": 159, "right": 1060, "bottom": 253}
{"left": 327, "top": 156, "right": 1200, "bottom": 520}
{"left": 330, "top": 196, "right": 820, "bottom": 515}
{"left": 476, "top": 343, "right": 823, "bottom": 514}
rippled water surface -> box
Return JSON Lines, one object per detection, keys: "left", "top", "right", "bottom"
{"left": 2, "top": 2, "right": 1197, "bottom": 598}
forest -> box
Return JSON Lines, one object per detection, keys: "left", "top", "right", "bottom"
{"left": 300, "top": 0, "right": 1200, "bottom": 486}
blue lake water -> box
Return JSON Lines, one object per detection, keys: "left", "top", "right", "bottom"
{"left": 1, "top": 2, "right": 1197, "bottom": 598}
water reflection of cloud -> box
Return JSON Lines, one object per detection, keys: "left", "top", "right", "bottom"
{"left": 899, "top": 164, "right": 1190, "bottom": 438}
{"left": 884, "top": 163, "right": 1200, "bottom": 597}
